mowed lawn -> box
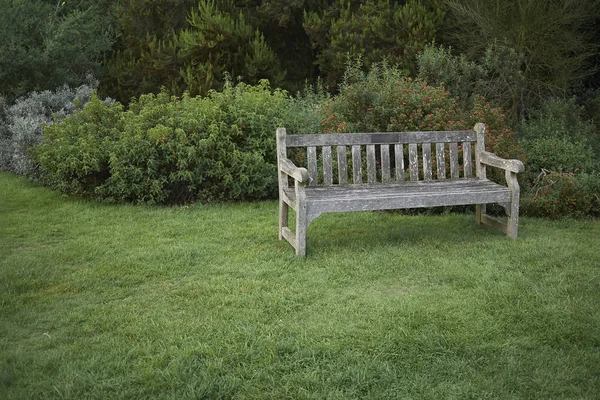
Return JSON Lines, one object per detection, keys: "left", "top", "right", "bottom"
{"left": 1, "top": 172, "right": 599, "bottom": 399}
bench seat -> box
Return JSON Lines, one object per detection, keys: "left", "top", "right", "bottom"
{"left": 283, "top": 179, "right": 512, "bottom": 215}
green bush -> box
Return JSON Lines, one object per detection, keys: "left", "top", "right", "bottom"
{"left": 303, "top": 0, "right": 446, "bottom": 86}
{"left": 522, "top": 137, "right": 596, "bottom": 175}
{"left": 520, "top": 97, "right": 599, "bottom": 176}
{"left": 522, "top": 171, "right": 600, "bottom": 218}
{"left": 321, "top": 60, "right": 523, "bottom": 160}
{"left": 445, "top": 0, "right": 599, "bottom": 119}
{"left": 103, "top": 0, "right": 285, "bottom": 104}
{"left": 98, "top": 87, "right": 280, "bottom": 203}
{"left": 34, "top": 80, "right": 323, "bottom": 204}
{"left": 416, "top": 43, "right": 483, "bottom": 107}
{"left": 417, "top": 43, "right": 525, "bottom": 119}
{"left": 34, "top": 94, "right": 124, "bottom": 195}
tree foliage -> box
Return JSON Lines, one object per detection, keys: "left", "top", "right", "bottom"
{"left": 177, "top": 1, "right": 285, "bottom": 96}
{"left": 445, "top": 0, "right": 600, "bottom": 117}
{"left": 0, "top": 0, "right": 116, "bottom": 102}
{"left": 101, "top": 0, "right": 284, "bottom": 104}
{"left": 303, "top": 0, "right": 446, "bottom": 86}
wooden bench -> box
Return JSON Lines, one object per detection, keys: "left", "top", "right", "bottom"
{"left": 277, "top": 123, "right": 524, "bottom": 256}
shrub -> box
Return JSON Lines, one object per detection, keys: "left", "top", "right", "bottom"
{"left": 34, "top": 80, "right": 324, "bottom": 204}
{"left": 303, "top": 0, "right": 446, "bottom": 86}
{"left": 520, "top": 97, "right": 599, "bottom": 176}
{"left": 103, "top": 0, "right": 285, "bottom": 104}
{"left": 321, "top": 60, "right": 523, "bottom": 160}
{"left": 33, "top": 94, "right": 124, "bottom": 195}
{"left": 522, "top": 137, "right": 596, "bottom": 176}
{"left": 416, "top": 43, "right": 483, "bottom": 107}
{"left": 445, "top": 0, "right": 599, "bottom": 119}
{"left": 0, "top": 81, "right": 102, "bottom": 177}
{"left": 521, "top": 170, "right": 600, "bottom": 218}
{"left": 98, "top": 86, "right": 281, "bottom": 203}
{"left": 417, "top": 43, "right": 526, "bottom": 120}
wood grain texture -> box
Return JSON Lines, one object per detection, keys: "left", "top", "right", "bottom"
{"left": 287, "top": 131, "right": 477, "bottom": 147}
{"left": 352, "top": 145, "right": 362, "bottom": 184}
{"left": 307, "top": 146, "right": 317, "bottom": 186}
{"left": 449, "top": 142, "right": 459, "bottom": 179}
{"left": 395, "top": 144, "right": 404, "bottom": 182}
{"left": 480, "top": 151, "right": 525, "bottom": 173}
{"left": 475, "top": 123, "right": 486, "bottom": 180}
{"left": 409, "top": 144, "right": 419, "bottom": 181}
{"left": 423, "top": 143, "right": 432, "bottom": 181}
{"left": 463, "top": 142, "right": 472, "bottom": 178}
{"left": 436, "top": 142, "right": 446, "bottom": 180}
{"left": 337, "top": 145, "right": 348, "bottom": 185}
{"left": 367, "top": 145, "right": 377, "bottom": 184}
{"left": 381, "top": 145, "right": 391, "bottom": 183}
{"left": 323, "top": 146, "right": 333, "bottom": 185}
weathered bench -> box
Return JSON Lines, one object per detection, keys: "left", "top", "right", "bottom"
{"left": 277, "top": 123, "right": 524, "bottom": 256}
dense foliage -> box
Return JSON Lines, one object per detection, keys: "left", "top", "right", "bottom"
{"left": 34, "top": 81, "right": 317, "bottom": 204}
{"left": 304, "top": 0, "right": 446, "bottom": 86}
{"left": 518, "top": 97, "right": 600, "bottom": 218}
{"left": 0, "top": 81, "right": 103, "bottom": 177}
{"left": 444, "top": 0, "right": 600, "bottom": 119}
{"left": 2, "top": 0, "right": 599, "bottom": 112}
{"left": 103, "top": 1, "right": 285, "bottom": 103}
{"left": 0, "top": 0, "right": 116, "bottom": 102}
{"left": 417, "top": 43, "right": 525, "bottom": 119}
{"left": 521, "top": 171, "right": 600, "bottom": 218}
{"left": 321, "top": 60, "right": 523, "bottom": 161}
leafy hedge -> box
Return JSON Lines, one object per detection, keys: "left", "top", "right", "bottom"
{"left": 518, "top": 97, "right": 600, "bottom": 218}
{"left": 28, "top": 65, "right": 600, "bottom": 218}
{"left": 521, "top": 171, "right": 600, "bottom": 218}
{"left": 34, "top": 66, "right": 527, "bottom": 206}
{"left": 34, "top": 80, "right": 312, "bottom": 204}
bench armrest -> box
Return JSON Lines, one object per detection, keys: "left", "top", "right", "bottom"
{"left": 479, "top": 151, "right": 524, "bottom": 173}
{"left": 279, "top": 158, "right": 310, "bottom": 184}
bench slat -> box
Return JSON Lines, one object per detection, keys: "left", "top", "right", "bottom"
{"left": 367, "top": 145, "right": 377, "bottom": 184}
{"left": 286, "top": 131, "right": 477, "bottom": 147}
{"left": 436, "top": 142, "right": 446, "bottom": 180}
{"left": 352, "top": 145, "right": 362, "bottom": 184}
{"left": 337, "top": 145, "right": 348, "bottom": 184}
{"left": 284, "top": 180, "right": 511, "bottom": 213}
{"left": 381, "top": 145, "right": 391, "bottom": 183}
{"left": 307, "top": 146, "right": 317, "bottom": 185}
{"left": 395, "top": 144, "right": 404, "bottom": 182}
{"left": 450, "top": 142, "right": 459, "bottom": 179}
{"left": 323, "top": 146, "right": 333, "bottom": 185}
{"left": 463, "top": 141, "right": 472, "bottom": 178}
{"left": 423, "top": 143, "right": 432, "bottom": 181}
{"left": 409, "top": 144, "right": 419, "bottom": 181}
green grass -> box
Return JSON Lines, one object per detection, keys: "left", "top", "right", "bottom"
{"left": 1, "top": 172, "right": 599, "bottom": 399}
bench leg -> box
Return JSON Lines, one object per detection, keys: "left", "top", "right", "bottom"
{"left": 506, "top": 170, "right": 520, "bottom": 239}
{"left": 475, "top": 204, "right": 486, "bottom": 225}
{"left": 278, "top": 199, "right": 288, "bottom": 240}
{"left": 506, "top": 190, "right": 520, "bottom": 239}
{"left": 295, "top": 201, "right": 307, "bottom": 257}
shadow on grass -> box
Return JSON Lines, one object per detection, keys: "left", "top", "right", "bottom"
{"left": 289, "top": 209, "right": 504, "bottom": 255}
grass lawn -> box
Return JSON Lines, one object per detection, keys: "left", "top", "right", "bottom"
{"left": 1, "top": 172, "right": 599, "bottom": 399}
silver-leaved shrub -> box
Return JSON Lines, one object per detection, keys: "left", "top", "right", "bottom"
{"left": 0, "top": 79, "right": 110, "bottom": 177}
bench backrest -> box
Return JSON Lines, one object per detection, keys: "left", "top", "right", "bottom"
{"left": 277, "top": 124, "right": 486, "bottom": 186}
